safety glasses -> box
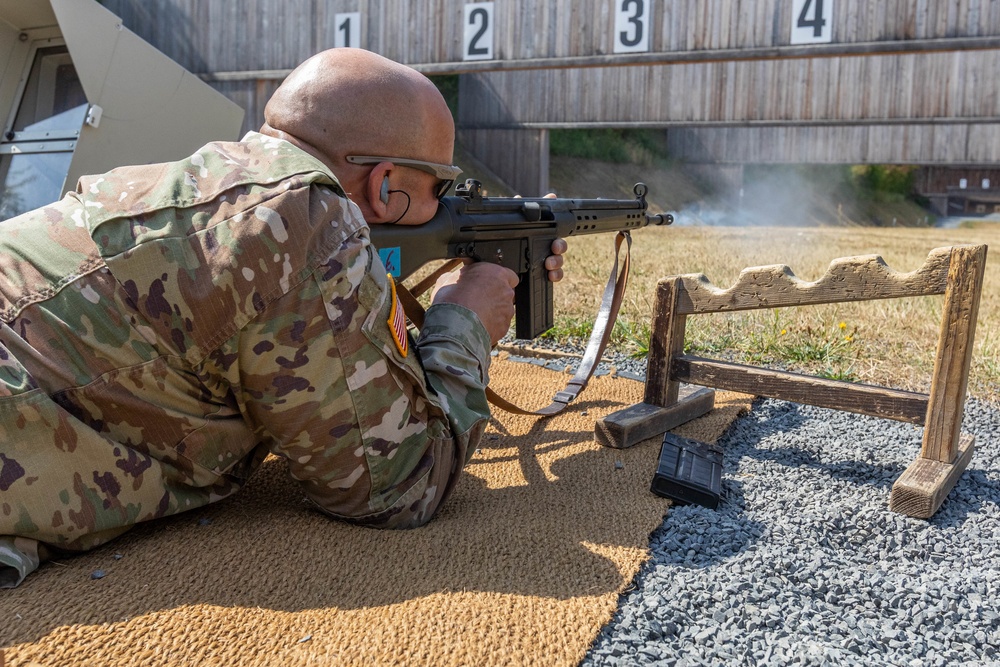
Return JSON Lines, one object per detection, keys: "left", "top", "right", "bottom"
{"left": 345, "top": 155, "right": 463, "bottom": 199}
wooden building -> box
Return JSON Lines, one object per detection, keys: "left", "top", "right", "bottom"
{"left": 916, "top": 166, "right": 1000, "bottom": 215}
{"left": 96, "top": 0, "right": 1000, "bottom": 196}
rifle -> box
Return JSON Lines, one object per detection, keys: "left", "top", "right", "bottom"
{"left": 369, "top": 179, "right": 673, "bottom": 340}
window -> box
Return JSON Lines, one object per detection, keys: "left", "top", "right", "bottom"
{"left": 1, "top": 45, "right": 88, "bottom": 221}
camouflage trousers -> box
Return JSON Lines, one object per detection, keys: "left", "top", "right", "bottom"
{"left": 0, "top": 364, "right": 265, "bottom": 587}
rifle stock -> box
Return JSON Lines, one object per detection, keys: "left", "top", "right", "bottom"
{"left": 368, "top": 179, "right": 672, "bottom": 339}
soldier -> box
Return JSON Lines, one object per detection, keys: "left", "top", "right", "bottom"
{"left": 0, "top": 48, "right": 566, "bottom": 587}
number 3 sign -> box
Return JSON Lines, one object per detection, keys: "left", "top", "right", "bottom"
{"left": 791, "top": 0, "right": 833, "bottom": 44}
{"left": 614, "top": 0, "right": 651, "bottom": 53}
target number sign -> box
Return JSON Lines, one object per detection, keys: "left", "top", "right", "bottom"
{"left": 334, "top": 12, "right": 361, "bottom": 48}
{"left": 464, "top": 2, "right": 495, "bottom": 60}
{"left": 614, "top": 0, "right": 651, "bottom": 53}
{"left": 791, "top": 0, "right": 833, "bottom": 44}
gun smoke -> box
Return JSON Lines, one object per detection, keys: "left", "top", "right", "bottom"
{"left": 669, "top": 168, "right": 841, "bottom": 228}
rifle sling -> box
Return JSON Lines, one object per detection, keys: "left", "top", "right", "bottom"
{"left": 396, "top": 231, "right": 633, "bottom": 417}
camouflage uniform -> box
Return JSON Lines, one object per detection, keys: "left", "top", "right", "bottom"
{"left": 0, "top": 132, "right": 492, "bottom": 587}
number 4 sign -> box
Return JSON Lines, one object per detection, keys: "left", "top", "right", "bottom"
{"left": 791, "top": 0, "right": 833, "bottom": 44}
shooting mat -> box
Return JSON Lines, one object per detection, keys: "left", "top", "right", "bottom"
{"left": 1, "top": 356, "right": 751, "bottom": 667}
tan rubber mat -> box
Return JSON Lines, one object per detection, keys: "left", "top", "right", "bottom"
{"left": 1, "top": 356, "right": 751, "bottom": 667}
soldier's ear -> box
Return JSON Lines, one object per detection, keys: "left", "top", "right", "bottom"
{"left": 365, "top": 162, "right": 394, "bottom": 222}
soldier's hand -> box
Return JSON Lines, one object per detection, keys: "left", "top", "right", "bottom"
{"left": 532, "top": 194, "right": 565, "bottom": 283}
{"left": 431, "top": 262, "right": 519, "bottom": 346}
{"left": 546, "top": 238, "right": 567, "bottom": 283}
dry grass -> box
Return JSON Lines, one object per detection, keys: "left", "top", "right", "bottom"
{"left": 552, "top": 224, "right": 1000, "bottom": 403}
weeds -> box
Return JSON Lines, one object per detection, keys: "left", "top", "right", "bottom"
{"left": 973, "top": 329, "right": 1000, "bottom": 403}
{"left": 539, "top": 318, "right": 594, "bottom": 341}
{"left": 695, "top": 314, "right": 859, "bottom": 380}
{"left": 543, "top": 308, "right": 862, "bottom": 381}
{"left": 613, "top": 318, "right": 653, "bottom": 359}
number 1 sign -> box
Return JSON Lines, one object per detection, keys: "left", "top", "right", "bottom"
{"left": 334, "top": 12, "right": 361, "bottom": 48}
{"left": 791, "top": 0, "right": 833, "bottom": 44}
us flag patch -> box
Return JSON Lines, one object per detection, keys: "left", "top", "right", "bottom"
{"left": 386, "top": 274, "right": 409, "bottom": 357}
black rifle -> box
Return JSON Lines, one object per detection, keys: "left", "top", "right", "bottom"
{"left": 369, "top": 179, "right": 673, "bottom": 339}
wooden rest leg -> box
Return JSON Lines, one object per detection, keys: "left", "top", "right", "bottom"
{"left": 919, "top": 245, "right": 986, "bottom": 463}
{"left": 645, "top": 278, "right": 687, "bottom": 407}
{"left": 889, "top": 433, "right": 975, "bottom": 519}
{"left": 595, "top": 385, "right": 716, "bottom": 449}
{"left": 596, "top": 277, "right": 711, "bottom": 450}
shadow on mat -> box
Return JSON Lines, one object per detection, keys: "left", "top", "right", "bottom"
{"left": 1, "top": 398, "right": 670, "bottom": 645}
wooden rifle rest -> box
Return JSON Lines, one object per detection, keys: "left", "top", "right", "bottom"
{"left": 596, "top": 244, "right": 988, "bottom": 519}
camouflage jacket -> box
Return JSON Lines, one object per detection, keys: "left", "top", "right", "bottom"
{"left": 0, "top": 132, "right": 492, "bottom": 587}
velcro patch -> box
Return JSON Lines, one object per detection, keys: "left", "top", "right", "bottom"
{"left": 386, "top": 274, "right": 408, "bottom": 357}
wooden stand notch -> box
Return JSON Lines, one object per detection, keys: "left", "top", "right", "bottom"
{"left": 596, "top": 244, "right": 988, "bottom": 519}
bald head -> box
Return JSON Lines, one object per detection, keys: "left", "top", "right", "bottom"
{"left": 262, "top": 49, "right": 455, "bottom": 167}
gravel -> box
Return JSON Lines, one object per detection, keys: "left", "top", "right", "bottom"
{"left": 501, "top": 344, "right": 1000, "bottom": 667}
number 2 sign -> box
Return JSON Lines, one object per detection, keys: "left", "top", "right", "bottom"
{"left": 790, "top": 0, "right": 833, "bottom": 44}
{"left": 464, "top": 2, "right": 494, "bottom": 60}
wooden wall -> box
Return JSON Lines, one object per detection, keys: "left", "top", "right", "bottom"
{"left": 99, "top": 1, "right": 463, "bottom": 73}
{"left": 666, "top": 123, "right": 1000, "bottom": 164}
{"left": 651, "top": 0, "right": 1000, "bottom": 49}
{"left": 457, "top": 50, "right": 1000, "bottom": 127}
{"left": 207, "top": 80, "right": 282, "bottom": 137}
{"left": 101, "top": 0, "right": 1000, "bottom": 73}
{"left": 456, "top": 129, "right": 549, "bottom": 196}
{"left": 97, "top": 0, "right": 1000, "bottom": 178}
{"left": 457, "top": 47, "right": 1000, "bottom": 165}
